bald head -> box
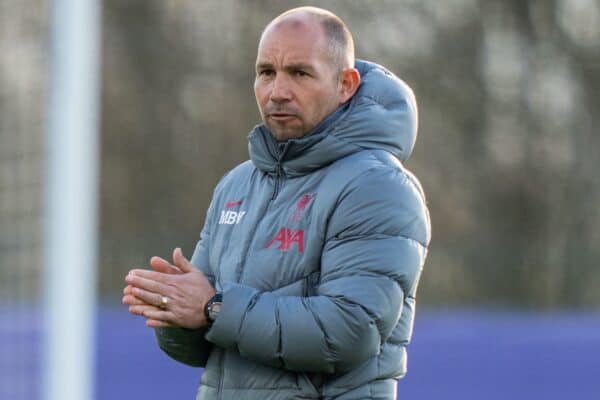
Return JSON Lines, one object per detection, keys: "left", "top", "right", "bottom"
{"left": 260, "top": 7, "right": 355, "bottom": 73}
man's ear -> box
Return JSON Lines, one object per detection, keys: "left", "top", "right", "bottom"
{"left": 338, "top": 68, "right": 361, "bottom": 105}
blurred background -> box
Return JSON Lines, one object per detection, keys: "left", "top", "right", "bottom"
{"left": 1, "top": 0, "right": 599, "bottom": 399}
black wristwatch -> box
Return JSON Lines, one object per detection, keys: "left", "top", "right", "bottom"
{"left": 204, "top": 292, "right": 222, "bottom": 324}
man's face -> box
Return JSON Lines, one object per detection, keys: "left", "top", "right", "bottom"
{"left": 254, "top": 20, "right": 343, "bottom": 141}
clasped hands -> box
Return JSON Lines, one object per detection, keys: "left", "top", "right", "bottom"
{"left": 123, "top": 247, "right": 216, "bottom": 329}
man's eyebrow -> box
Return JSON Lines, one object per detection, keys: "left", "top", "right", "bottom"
{"left": 256, "top": 62, "right": 274, "bottom": 71}
{"left": 285, "top": 63, "right": 315, "bottom": 72}
{"left": 255, "top": 61, "right": 316, "bottom": 72}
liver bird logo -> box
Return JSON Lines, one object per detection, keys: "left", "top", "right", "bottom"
{"left": 289, "top": 193, "right": 315, "bottom": 223}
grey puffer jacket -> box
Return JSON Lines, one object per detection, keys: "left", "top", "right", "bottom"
{"left": 155, "top": 60, "right": 431, "bottom": 400}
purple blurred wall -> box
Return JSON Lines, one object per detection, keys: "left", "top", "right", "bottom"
{"left": 97, "top": 308, "right": 600, "bottom": 400}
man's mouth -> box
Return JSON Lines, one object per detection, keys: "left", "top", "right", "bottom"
{"left": 269, "top": 113, "right": 296, "bottom": 122}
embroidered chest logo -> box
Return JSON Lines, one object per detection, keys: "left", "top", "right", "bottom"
{"left": 219, "top": 199, "right": 246, "bottom": 225}
{"left": 225, "top": 199, "right": 243, "bottom": 209}
{"left": 265, "top": 228, "right": 304, "bottom": 252}
{"left": 289, "top": 193, "right": 316, "bottom": 223}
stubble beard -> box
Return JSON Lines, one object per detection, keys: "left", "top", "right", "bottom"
{"left": 264, "top": 116, "right": 310, "bottom": 142}
{"left": 269, "top": 125, "right": 305, "bottom": 141}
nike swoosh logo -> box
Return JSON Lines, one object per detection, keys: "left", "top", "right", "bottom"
{"left": 225, "top": 200, "right": 243, "bottom": 209}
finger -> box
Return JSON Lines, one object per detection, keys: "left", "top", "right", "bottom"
{"left": 126, "top": 272, "right": 171, "bottom": 294}
{"left": 172, "top": 247, "right": 194, "bottom": 273}
{"left": 130, "top": 286, "right": 165, "bottom": 308}
{"left": 142, "top": 308, "right": 173, "bottom": 323}
{"left": 150, "top": 256, "right": 182, "bottom": 275}
{"left": 123, "top": 284, "right": 141, "bottom": 295}
{"left": 129, "top": 304, "right": 163, "bottom": 316}
{"left": 122, "top": 294, "right": 151, "bottom": 306}
{"left": 146, "top": 319, "right": 175, "bottom": 328}
{"left": 126, "top": 269, "right": 169, "bottom": 282}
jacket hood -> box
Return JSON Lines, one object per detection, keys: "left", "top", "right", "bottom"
{"left": 248, "top": 59, "right": 418, "bottom": 177}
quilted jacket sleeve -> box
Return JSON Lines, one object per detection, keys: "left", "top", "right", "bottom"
{"left": 154, "top": 202, "right": 218, "bottom": 367}
{"left": 205, "top": 165, "right": 430, "bottom": 374}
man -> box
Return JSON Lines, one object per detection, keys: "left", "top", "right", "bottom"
{"left": 123, "top": 6, "right": 430, "bottom": 400}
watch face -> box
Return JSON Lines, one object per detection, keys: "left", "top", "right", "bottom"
{"left": 209, "top": 302, "right": 222, "bottom": 321}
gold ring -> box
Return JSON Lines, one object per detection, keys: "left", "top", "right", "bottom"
{"left": 159, "top": 295, "right": 169, "bottom": 310}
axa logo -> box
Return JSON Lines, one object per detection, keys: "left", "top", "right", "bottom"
{"left": 265, "top": 228, "right": 304, "bottom": 252}
{"left": 219, "top": 199, "right": 245, "bottom": 225}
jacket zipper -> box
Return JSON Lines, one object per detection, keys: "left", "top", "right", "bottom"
{"left": 237, "top": 143, "right": 288, "bottom": 284}
{"left": 271, "top": 142, "right": 289, "bottom": 200}
{"left": 271, "top": 163, "right": 283, "bottom": 200}
{"left": 218, "top": 141, "right": 291, "bottom": 397}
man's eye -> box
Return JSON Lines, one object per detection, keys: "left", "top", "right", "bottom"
{"left": 294, "top": 70, "right": 308, "bottom": 77}
{"left": 259, "top": 70, "right": 275, "bottom": 77}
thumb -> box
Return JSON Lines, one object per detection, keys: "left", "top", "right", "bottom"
{"left": 172, "top": 247, "right": 194, "bottom": 273}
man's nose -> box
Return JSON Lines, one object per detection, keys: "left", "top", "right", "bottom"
{"left": 269, "top": 74, "right": 292, "bottom": 103}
